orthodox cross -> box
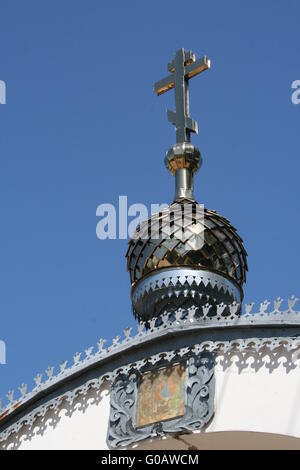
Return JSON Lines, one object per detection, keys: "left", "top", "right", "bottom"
{"left": 154, "top": 48, "right": 210, "bottom": 143}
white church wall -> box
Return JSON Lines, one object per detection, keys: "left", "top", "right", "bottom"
{"left": 2, "top": 345, "right": 300, "bottom": 450}
{"left": 137, "top": 346, "right": 300, "bottom": 450}
{"left": 207, "top": 348, "right": 300, "bottom": 437}
{"left": 2, "top": 382, "right": 111, "bottom": 450}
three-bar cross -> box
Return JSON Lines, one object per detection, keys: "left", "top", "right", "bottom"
{"left": 154, "top": 49, "right": 210, "bottom": 143}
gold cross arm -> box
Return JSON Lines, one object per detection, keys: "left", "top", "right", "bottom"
{"left": 154, "top": 56, "right": 211, "bottom": 96}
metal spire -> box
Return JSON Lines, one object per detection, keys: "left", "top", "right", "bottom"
{"left": 154, "top": 48, "right": 211, "bottom": 200}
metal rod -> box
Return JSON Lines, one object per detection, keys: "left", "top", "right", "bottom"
{"left": 174, "top": 168, "right": 194, "bottom": 199}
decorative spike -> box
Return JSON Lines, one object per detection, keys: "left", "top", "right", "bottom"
{"left": 229, "top": 301, "right": 240, "bottom": 316}
{"left": 202, "top": 302, "right": 212, "bottom": 316}
{"left": 6, "top": 390, "right": 14, "bottom": 403}
{"left": 97, "top": 338, "right": 107, "bottom": 352}
{"left": 288, "top": 295, "right": 298, "bottom": 313}
{"left": 18, "top": 383, "right": 28, "bottom": 398}
{"left": 45, "top": 366, "right": 54, "bottom": 379}
{"left": 59, "top": 360, "right": 68, "bottom": 373}
{"left": 149, "top": 318, "right": 157, "bottom": 330}
{"left": 273, "top": 296, "right": 283, "bottom": 312}
{"left": 259, "top": 300, "right": 270, "bottom": 314}
{"left": 137, "top": 322, "right": 145, "bottom": 334}
{"left": 161, "top": 312, "right": 169, "bottom": 326}
{"left": 34, "top": 373, "right": 43, "bottom": 387}
{"left": 245, "top": 302, "right": 254, "bottom": 315}
{"left": 73, "top": 352, "right": 81, "bottom": 365}
{"left": 175, "top": 308, "right": 184, "bottom": 322}
{"left": 112, "top": 336, "right": 120, "bottom": 347}
{"left": 123, "top": 327, "right": 132, "bottom": 339}
{"left": 216, "top": 302, "right": 226, "bottom": 315}
{"left": 187, "top": 305, "right": 197, "bottom": 322}
{"left": 85, "top": 347, "right": 94, "bottom": 358}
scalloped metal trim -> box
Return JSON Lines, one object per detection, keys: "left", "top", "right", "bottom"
{"left": 1, "top": 335, "right": 300, "bottom": 445}
{"left": 132, "top": 268, "right": 241, "bottom": 303}
{"left": 0, "top": 295, "right": 299, "bottom": 439}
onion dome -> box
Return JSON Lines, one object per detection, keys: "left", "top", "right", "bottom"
{"left": 127, "top": 199, "right": 247, "bottom": 287}
{"left": 126, "top": 198, "right": 247, "bottom": 321}
{"left": 126, "top": 49, "right": 248, "bottom": 322}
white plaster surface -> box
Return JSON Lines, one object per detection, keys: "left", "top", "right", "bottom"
{"left": 4, "top": 383, "right": 111, "bottom": 450}
{"left": 2, "top": 347, "right": 300, "bottom": 449}
{"left": 206, "top": 351, "right": 300, "bottom": 438}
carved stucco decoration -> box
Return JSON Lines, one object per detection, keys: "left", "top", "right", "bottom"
{"left": 107, "top": 353, "right": 215, "bottom": 448}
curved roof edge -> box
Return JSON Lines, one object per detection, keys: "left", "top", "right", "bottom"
{"left": 0, "top": 295, "right": 299, "bottom": 439}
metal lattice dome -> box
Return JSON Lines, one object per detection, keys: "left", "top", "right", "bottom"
{"left": 126, "top": 198, "right": 248, "bottom": 289}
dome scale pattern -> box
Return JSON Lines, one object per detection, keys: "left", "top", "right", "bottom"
{"left": 126, "top": 199, "right": 248, "bottom": 290}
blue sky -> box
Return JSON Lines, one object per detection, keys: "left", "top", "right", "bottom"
{"left": 0, "top": 0, "right": 300, "bottom": 400}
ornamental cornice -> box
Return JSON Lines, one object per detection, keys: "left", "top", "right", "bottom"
{"left": 1, "top": 334, "right": 300, "bottom": 445}
{"left": 0, "top": 295, "right": 299, "bottom": 442}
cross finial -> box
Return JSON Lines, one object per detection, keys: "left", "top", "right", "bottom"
{"left": 154, "top": 48, "right": 210, "bottom": 143}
